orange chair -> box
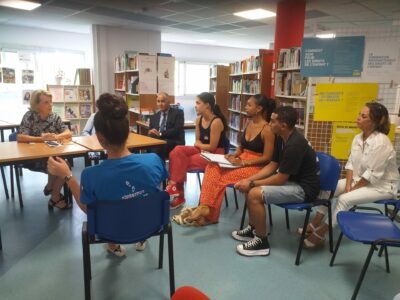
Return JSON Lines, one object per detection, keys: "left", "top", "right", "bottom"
{"left": 171, "top": 286, "right": 210, "bottom": 300}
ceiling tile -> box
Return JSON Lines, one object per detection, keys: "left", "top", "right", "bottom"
{"left": 187, "top": 19, "right": 223, "bottom": 27}
{"left": 160, "top": 1, "right": 203, "bottom": 13}
{"left": 141, "top": 7, "right": 176, "bottom": 18}
{"left": 122, "top": 13, "right": 177, "bottom": 25}
{"left": 87, "top": 7, "right": 126, "bottom": 18}
{"left": 188, "top": 8, "right": 226, "bottom": 18}
{"left": 163, "top": 13, "right": 201, "bottom": 23}
{"left": 306, "top": 9, "right": 330, "bottom": 19}
{"left": 208, "top": 24, "right": 243, "bottom": 31}
{"left": 190, "top": 27, "right": 220, "bottom": 33}
{"left": 232, "top": 20, "right": 266, "bottom": 28}
{"left": 169, "top": 23, "right": 203, "bottom": 31}
{"left": 48, "top": 0, "right": 93, "bottom": 11}
{"left": 216, "top": 14, "right": 244, "bottom": 23}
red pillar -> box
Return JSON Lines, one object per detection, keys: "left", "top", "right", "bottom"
{"left": 272, "top": 0, "right": 306, "bottom": 97}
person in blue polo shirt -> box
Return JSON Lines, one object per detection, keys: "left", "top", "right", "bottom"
{"left": 48, "top": 93, "right": 167, "bottom": 256}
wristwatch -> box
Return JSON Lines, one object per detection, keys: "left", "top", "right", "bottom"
{"left": 64, "top": 174, "right": 73, "bottom": 182}
{"left": 249, "top": 180, "right": 256, "bottom": 188}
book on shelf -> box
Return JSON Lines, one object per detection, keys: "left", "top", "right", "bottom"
{"left": 243, "top": 79, "right": 260, "bottom": 94}
{"left": 128, "top": 76, "right": 139, "bottom": 94}
{"left": 79, "top": 103, "right": 92, "bottom": 118}
{"left": 210, "top": 65, "right": 217, "bottom": 77}
{"left": 52, "top": 103, "right": 65, "bottom": 118}
{"left": 276, "top": 72, "right": 292, "bottom": 96}
{"left": 229, "top": 114, "right": 240, "bottom": 129}
{"left": 291, "top": 72, "right": 307, "bottom": 96}
{"left": 200, "top": 153, "right": 240, "bottom": 169}
{"left": 278, "top": 47, "right": 301, "bottom": 69}
{"left": 64, "top": 87, "right": 77, "bottom": 101}
{"left": 65, "top": 104, "right": 79, "bottom": 119}
{"left": 231, "top": 79, "right": 242, "bottom": 93}
{"left": 230, "top": 95, "right": 241, "bottom": 111}
{"left": 230, "top": 61, "right": 242, "bottom": 74}
{"left": 157, "top": 52, "right": 172, "bottom": 57}
{"left": 78, "top": 86, "right": 93, "bottom": 101}
{"left": 48, "top": 86, "right": 64, "bottom": 102}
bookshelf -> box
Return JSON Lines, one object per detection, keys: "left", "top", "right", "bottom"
{"left": 275, "top": 47, "right": 308, "bottom": 131}
{"left": 114, "top": 51, "right": 175, "bottom": 129}
{"left": 47, "top": 84, "right": 95, "bottom": 136}
{"left": 209, "top": 65, "right": 230, "bottom": 120}
{"left": 227, "top": 50, "right": 274, "bottom": 146}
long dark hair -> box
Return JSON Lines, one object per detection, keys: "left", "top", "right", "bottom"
{"left": 366, "top": 102, "right": 390, "bottom": 135}
{"left": 94, "top": 93, "right": 129, "bottom": 146}
{"left": 251, "top": 94, "right": 276, "bottom": 122}
{"left": 197, "top": 92, "right": 227, "bottom": 131}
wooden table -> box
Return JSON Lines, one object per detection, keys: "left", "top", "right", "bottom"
{"left": 136, "top": 120, "right": 196, "bottom": 135}
{"left": 73, "top": 132, "right": 166, "bottom": 152}
{"left": 0, "top": 120, "right": 19, "bottom": 142}
{"left": 0, "top": 141, "right": 88, "bottom": 207}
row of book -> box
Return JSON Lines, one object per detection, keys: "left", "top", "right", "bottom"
{"left": 243, "top": 79, "right": 260, "bottom": 94}
{"left": 277, "top": 47, "right": 301, "bottom": 69}
{"left": 231, "top": 79, "right": 242, "bottom": 93}
{"left": 210, "top": 65, "right": 217, "bottom": 78}
{"left": 114, "top": 51, "right": 138, "bottom": 72}
{"left": 229, "top": 130, "right": 240, "bottom": 147}
{"left": 275, "top": 72, "right": 307, "bottom": 96}
{"left": 229, "top": 56, "right": 261, "bottom": 74}
{"left": 48, "top": 86, "right": 93, "bottom": 102}
{"left": 230, "top": 95, "right": 241, "bottom": 111}
{"left": 229, "top": 114, "right": 241, "bottom": 130}
{"left": 53, "top": 103, "right": 92, "bottom": 119}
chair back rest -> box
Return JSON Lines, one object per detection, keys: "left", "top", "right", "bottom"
{"left": 9, "top": 132, "right": 17, "bottom": 142}
{"left": 316, "top": 152, "right": 341, "bottom": 193}
{"left": 87, "top": 191, "right": 170, "bottom": 244}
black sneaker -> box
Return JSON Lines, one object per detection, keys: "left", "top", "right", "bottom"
{"left": 232, "top": 225, "right": 255, "bottom": 242}
{"left": 236, "top": 236, "right": 270, "bottom": 256}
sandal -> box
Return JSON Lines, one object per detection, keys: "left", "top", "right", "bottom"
{"left": 304, "top": 231, "right": 326, "bottom": 249}
{"left": 43, "top": 186, "right": 52, "bottom": 196}
{"left": 297, "top": 223, "right": 316, "bottom": 237}
{"left": 104, "top": 244, "right": 126, "bottom": 257}
{"left": 48, "top": 194, "right": 72, "bottom": 210}
{"left": 171, "top": 207, "right": 196, "bottom": 225}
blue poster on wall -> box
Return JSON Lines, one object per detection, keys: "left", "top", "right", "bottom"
{"left": 301, "top": 36, "right": 365, "bottom": 77}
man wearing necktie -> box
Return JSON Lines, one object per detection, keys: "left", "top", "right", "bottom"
{"left": 148, "top": 92, "right": 185, "bottom": 160}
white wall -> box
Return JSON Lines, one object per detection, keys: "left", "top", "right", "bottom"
{"left": 0, "top": 24, "right": 92, "bottom": 59}
{"left": 162, "top": 42, "right": 259, "bottom": 64}
{"left": 92, "top": 25, "right": 161, "bottom": 96}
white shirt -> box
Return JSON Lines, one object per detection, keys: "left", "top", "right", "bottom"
{"left": 345, "top": 131, "right": 399, "bottom": 195}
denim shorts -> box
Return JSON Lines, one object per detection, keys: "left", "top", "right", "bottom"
{"left": 260, "top": 182, "right": 305, "bottom": 204}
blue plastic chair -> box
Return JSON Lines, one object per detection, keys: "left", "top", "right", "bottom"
{"left": 240, "top": 152, "right": 341, "bottom": 265}
{"left": 81, "top": 191, "right": 175, "bottom": 299}
{"left": 7, "top": 132, "right": 24, "bottom": 207}
{"left": 329, "top": 201, "right": 400, "bottom": 300}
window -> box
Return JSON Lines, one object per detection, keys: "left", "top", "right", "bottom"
{"left": 174, "top": 61, "right": 211, "bottom": 96}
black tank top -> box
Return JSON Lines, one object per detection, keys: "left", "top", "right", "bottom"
{"left": 199, "top": 116, "right": 224, "bottom": 148}
{"left": 241, "top": 124, "right": 266, "bottom": 154}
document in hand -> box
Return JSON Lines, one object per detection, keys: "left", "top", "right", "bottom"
{"left": 200, "top": 153, "right": 240, "bottom": 169}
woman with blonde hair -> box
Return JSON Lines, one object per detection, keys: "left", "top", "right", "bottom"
{"left": 18, "top": 89, "right": 72, "bottom": 209}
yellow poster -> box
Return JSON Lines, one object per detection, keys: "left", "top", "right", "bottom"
{"left": 331, "top": 122, "right": 396, "bottom": 160}
{"left": 314, "top": 83, "right": 378, "bottom": 121}
{"left": 331, "top": 122, "right": 360, "bottom": 160}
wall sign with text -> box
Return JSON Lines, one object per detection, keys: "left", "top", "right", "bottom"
{"left": 301, "top": 36, "right": 365, "bottom": 77}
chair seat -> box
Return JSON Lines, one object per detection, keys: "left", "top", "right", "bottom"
{"left": 337, "top": 211, "right": 400, "bottom": 245}
{"left": 276, "top": 199, "right": 329, "bottom": 210}
{"left": 375, "top": 199, "right": 399, "bottom": 205}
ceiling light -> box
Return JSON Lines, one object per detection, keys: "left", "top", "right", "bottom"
{"left": 234, "top": 8, "right": 276, "bottom": 20}
{"left": 316, "top": 33, "right": 336, "bottom": 39}
{"left": 0, "top": 0, "right": 41, "bottom": 10}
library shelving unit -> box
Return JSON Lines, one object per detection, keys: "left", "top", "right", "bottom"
{"left": 227, "top": 50, "right": 274, "bottom": 147}
{"left": 209, "top": 65, "right": 230, "bottom": 120}
{"left": 47, "top": 84, "right": 95, "bottom": 136}
{"left": 114, "top": 52, "right": 175, "bottom": 129}
{"left": 275, "top": 47, "right": 308, "bottom": 132}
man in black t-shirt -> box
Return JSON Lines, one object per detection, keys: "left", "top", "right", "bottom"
{"left": 232, "top": 106, "right": 319, "bottom": 257}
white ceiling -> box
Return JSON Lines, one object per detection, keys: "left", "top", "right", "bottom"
{"left": 0, "top": 0, "right": 399, "bottom": 49}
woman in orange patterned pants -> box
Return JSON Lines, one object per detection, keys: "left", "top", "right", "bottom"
{"left": 186, "top": 95, "right": 276, "bottom": 225}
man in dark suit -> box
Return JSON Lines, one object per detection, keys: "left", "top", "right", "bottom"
{"left": 148, "top": 92, "right": 185, "bottom": 160}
